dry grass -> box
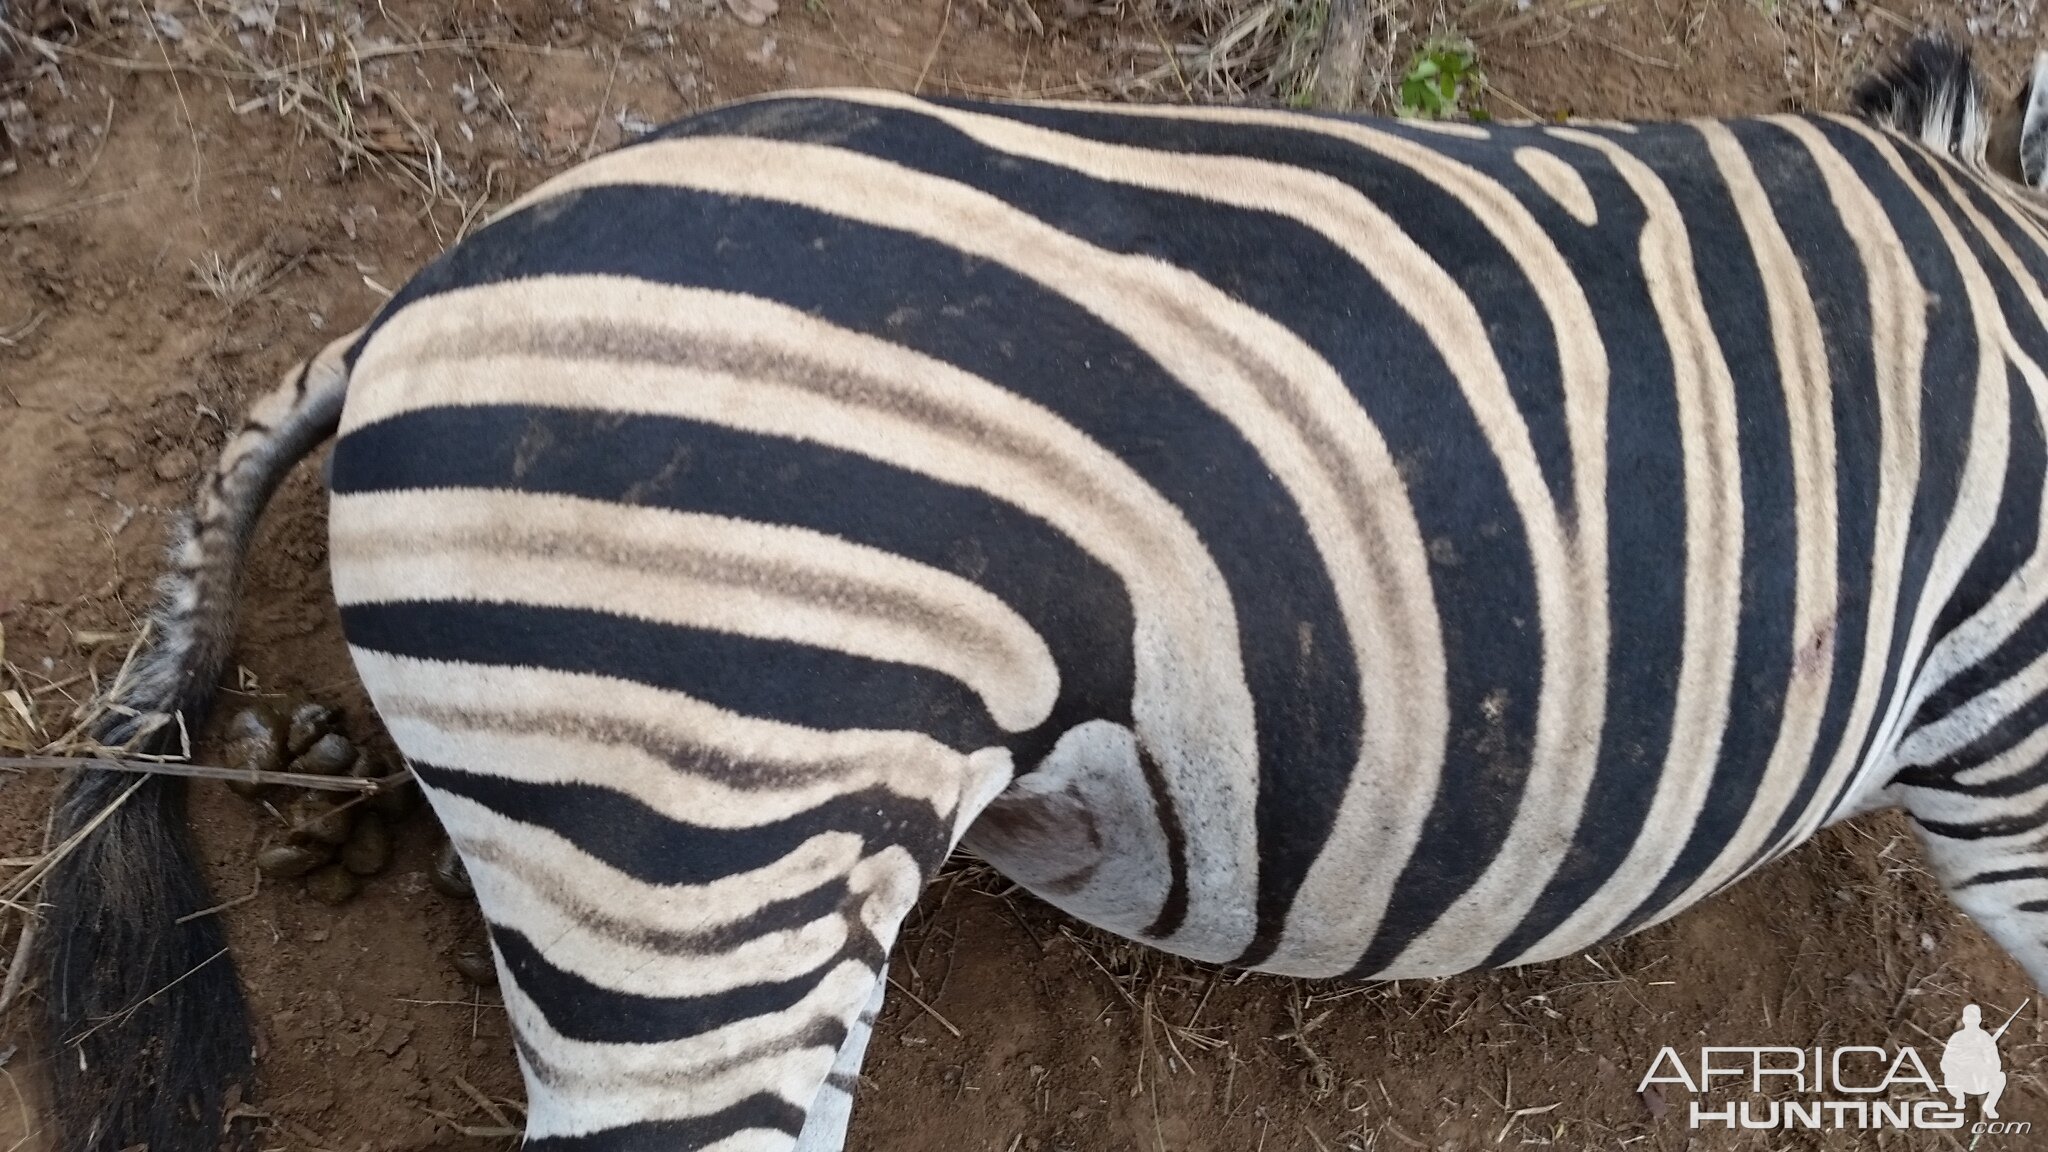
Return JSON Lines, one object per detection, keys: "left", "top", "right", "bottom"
{"left": 1107, "top": 0, "right": 1400, "bottom": 106}
{"left": 0, "top": 0, "right": 537, "bottom": 239}
{"left": 0, "top": 619, "right": 147, "bottom": 1018}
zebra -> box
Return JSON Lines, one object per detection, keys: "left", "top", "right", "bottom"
{"left": 35, "top": 32, "right": 2048, "bottom": 1152}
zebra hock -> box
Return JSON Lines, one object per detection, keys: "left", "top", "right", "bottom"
{"left": 36, "top": 32, "right": 2048, "bottom": 1152}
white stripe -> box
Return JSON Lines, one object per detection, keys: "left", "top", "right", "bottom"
{"left": 333, "top": 487, "right": 1059, "bottom": 733}
{"left": 351, "top": 650, "right": 1012, "bottom": 839}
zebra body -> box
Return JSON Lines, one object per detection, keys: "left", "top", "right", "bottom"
{"left": 37, "top": 37, "right": 2048, "bottom": 1152}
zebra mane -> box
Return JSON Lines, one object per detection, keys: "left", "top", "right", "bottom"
{"left": 1850, "top": 35, "right": 1992, "bottom": 168}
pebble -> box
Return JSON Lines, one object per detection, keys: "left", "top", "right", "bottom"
{"left": 268, "top": 226, "right": 313, "bottom": 258}
{"left": 153, "top": 448, "right": 198, "bottom": 482}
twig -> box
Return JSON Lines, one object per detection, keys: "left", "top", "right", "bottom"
{"left": 914, "top": 0, "right": 954, "bottom": 95}
{"left": 582, "top": 44, "right": 623, "bottom": 161}
{"left": 0, "top": 914, "right": 36, "bottom": 1015}
{"left": 452, "top": 1074, "right": 518, "bottom": 1130}
{"left": 887, "top": 975, "right": 963, "bottom": 1038}
{"left": 173, "top": 868, "right": 261, "bottom": 925}
{"left": 0, "top": 755, "right": 412, "bottom": 794}
{"left": 67, "top": 946, "right": 228, "bottom": 1045}
{"left": 64, "top": 93, "right": 119, "bottom": 191}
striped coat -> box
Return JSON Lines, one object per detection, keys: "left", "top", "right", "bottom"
{"left": 39, "top": 36, "right": 2048, "bottom": 1152}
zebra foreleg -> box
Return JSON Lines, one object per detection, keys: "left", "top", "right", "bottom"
{"left": 1897, "top": 780, "right": 2048, "bottom": 989}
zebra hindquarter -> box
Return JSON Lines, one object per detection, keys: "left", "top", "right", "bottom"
{"left": 327, "top": 481, "right": 1017, "bottom": 1148}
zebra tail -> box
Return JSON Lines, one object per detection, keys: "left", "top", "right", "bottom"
{"left": 38, "top": 331, "right": 359, "bottom": 1152}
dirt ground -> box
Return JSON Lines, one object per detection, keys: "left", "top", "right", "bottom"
{"left": 5, "top": 1, "right": 2048, "bottom": 1150}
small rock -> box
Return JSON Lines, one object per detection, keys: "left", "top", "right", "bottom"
{"left": 304, "top": 864, "right": 361, "bottom": 905}
{"left": 874, "top": 14, "right": 902, "bottom": 35}
{"left": 153, "top": 448, "right": 198, "bottom": 482}
{"left": 341, "top": 811, "right": 392, "bottom": 876}
{"left": 723, "top": 0, "right": 778, "bottom": 27}
{"left": 268, "top": 226, "right": 313, "bottom": 258}
{"left": 371, "top": 1017, "right": 414, "bottom": 1056}
{"left": 540, "top": 105, "right": 590, "bottom": 152}
{"left": 91, "top": 429, "right": 139, "bottom": 471}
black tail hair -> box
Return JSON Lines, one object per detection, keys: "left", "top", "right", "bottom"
{"left": 38, "top": 334, "right": 358, "bottom": 1152}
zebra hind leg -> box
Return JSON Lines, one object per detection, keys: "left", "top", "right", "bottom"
{"left": 792, "top": 965, "right": 888, "bottom": 1152}
{"left": 1896, "top": 778, "right": 2048, "bottom": 989}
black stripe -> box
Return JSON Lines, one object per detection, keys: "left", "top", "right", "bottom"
{"left": 1897, "top": 750, "right": 2048, "bottom": 798}
{"left": 359, "top": 144, "right": 1368, "bottom": 963}
{"left": 1912, "top": 801, "right": 2048, "bottom": 840}
{"left": 333, "top": 404, "right": 1133, "bottom": 775}
{"left": 1958, "top": 864, "right": 2048, "bottom": 888}
{"left": 1136, "top": 744, "right": 1190, "bottom": 938}
{"left": 411, "top": 760, "right": 953, "bottom": 887}
{"left": 494, "top": 920, "right": 873, "bottom": 1045}
{"left": 343, "top": 599, "right": 1005, "bottom": 754}
{"left": 522, "top": 1097, "right": 806, "bottom": 1152}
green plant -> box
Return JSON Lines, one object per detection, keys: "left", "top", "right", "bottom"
{"left": 1397, "top": 36, "right": 1485, "bottom": 119}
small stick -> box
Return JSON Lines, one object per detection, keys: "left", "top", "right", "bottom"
{"left": 0, "top": 914, "right": 37, "bottom": 1015}
{"left": 887, "top": 975, "right": 963, "bottom": 1038}
{"left": 0, "top": 756, "right": 412, "bottom": 794}
{"left": 914, "top": 0, "right": 954, "bottom": 95}
{"left": 174, "top": 869, "right": 261, "bottom": 925}
{"left": 452, "top": 1074, "right": 517, "bottom": 1130}
{"left": 1991, "top": 998, "right": 2031, "bottom": 1041}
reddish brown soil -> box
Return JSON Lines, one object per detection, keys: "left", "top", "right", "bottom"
{"left": 4, "top": 2, "right": 2047, "bottom": 1151}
